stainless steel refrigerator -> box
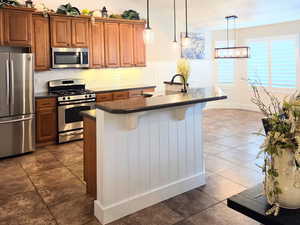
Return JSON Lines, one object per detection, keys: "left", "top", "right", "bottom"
{"left": 0, "top": 53, "right": 35, "bottom": 158}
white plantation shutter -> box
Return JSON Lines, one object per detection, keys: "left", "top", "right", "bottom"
{"left": 248, "top": 41, "right": 269, "bottom": 86}
{"left": 216, "top": 41, "right": 235, "bottom": 84}
{"left": 271, "top": 39, "right": 297, "bottom": 88}
{"left": 248, "top": 36, "right": 297, "bottom": 88}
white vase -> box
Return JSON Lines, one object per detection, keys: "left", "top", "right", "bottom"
{"left": 265, "top": 149, "right": 300, "bottom": 209}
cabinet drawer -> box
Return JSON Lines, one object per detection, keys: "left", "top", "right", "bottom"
{"left": 36, "top": 98, "right": 57, "bottom": 110}
{"left": 142, "top": 88, "right": 155, "bottom": 93}
{"left": 129, "top": 90, "right": 143, "bottom": 98}
{"left": 96, "top": 93, "right": 113, "bottom": 102}
{"left": 113, "top": 91, "right": 129, "bottom": 100}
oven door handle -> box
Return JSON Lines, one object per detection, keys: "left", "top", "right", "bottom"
{"left": 58, "top": 102, "right": 95, "bottom": 110}
{"left": 58, "top": 99, "right": 95, "bottom": 105}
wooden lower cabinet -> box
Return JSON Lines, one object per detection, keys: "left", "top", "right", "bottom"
{"left": 83, "top": 116, "right": 96, "bottom": 199}
{"left": 36, "top": 98, "right": 57, "bottom": 146}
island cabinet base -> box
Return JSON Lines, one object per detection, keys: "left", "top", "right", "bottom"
{"left": 95, "top": 104, "right": 207, "bottom": 224}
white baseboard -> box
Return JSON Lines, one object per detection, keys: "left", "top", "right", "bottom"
{"left": 94, "top": 173, "right": 206, "bottom": 225}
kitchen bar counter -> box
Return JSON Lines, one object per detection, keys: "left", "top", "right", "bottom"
{"left": 96, "top": 87, "right": 227, "bottom": 114}
{"left": 94, "top": 86, "right": 227, "bottom": 224}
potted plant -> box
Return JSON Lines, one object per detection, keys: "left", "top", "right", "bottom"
{"left": 56, "top": 3, "right": 80, "bottom": 16}
{"left": 251, "top": 83, "right": 300, "bottom": 216}
{"left": 0, "top": 0, "right": 20, "bottom": 8}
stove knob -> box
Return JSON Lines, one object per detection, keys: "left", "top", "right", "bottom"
{"left": 85, "top": 95, "right": 88, "bottom": 98}
{"left": 89, "top": 94, "right": 92, "bottom": 98}
{"left": 62, "top": 97, "right": 66, "bottom": 100}
{"left": 67, "top": 97, "right": 71, "bottom": 100}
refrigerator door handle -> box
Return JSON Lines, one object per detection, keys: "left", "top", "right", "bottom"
{"left": 6, "top": 60, "right": 9, "bottom": 105}
{"left": 10, "top": 60, "right": 14, "bottom": 107}
{"left": 0, "top": 116, "right": 34, "bottom": 125}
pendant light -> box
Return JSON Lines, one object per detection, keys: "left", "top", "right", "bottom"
{"left": 215, "top": 15, "right": 250, "bottom": 59}
{"left": 144, "top": 0, "right": 154, "bottom": 44}
{"left": 182, "top": 0, "right": 190, "bottom": 47}
{"left": 172, "top": 0, "right": 179, "bottom": 48}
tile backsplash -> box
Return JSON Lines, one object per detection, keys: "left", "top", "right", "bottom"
{"left": 34, "top": 67, "right": 154, "bottom": 93}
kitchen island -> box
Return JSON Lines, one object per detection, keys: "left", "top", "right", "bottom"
{"left": 91, "top": 87, "right": 226, "bottom": 224}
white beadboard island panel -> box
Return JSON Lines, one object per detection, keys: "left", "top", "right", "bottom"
{"left": 95, "top": 103, "right": 206, "bottom": 224}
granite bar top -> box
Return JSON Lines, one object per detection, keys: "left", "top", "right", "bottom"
{"left": 96, "top": 86, "right": 227, "bottom": 114}
{"left": 90, "top": 85, "right": 156, "bottom": 94}
{"left": 81, "top": 109, "right": 96, "bottom": 120}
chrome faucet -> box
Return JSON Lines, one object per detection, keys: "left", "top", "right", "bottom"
{"left": 170, "top": 74, "right": 188, "bottom": 93}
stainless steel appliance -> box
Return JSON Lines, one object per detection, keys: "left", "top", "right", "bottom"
{"left": 0, "top": 53, "right": 35, "bottom": 158}
{"left": 48, "top": 79, "right": 95, "bottom": 143}
{"left": 52, "top": 48, "right": 89, "bottom": 69}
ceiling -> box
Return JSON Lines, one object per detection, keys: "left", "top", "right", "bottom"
{"left": 129, "top": 0, "right": 300, "bottom": 29}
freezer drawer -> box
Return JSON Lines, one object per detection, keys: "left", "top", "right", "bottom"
{"left": 0, "top": 115, "right": 35, "bottom": 158}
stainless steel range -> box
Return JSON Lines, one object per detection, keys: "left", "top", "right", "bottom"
{"left": 48, "top": 79, "right": 96, "bottom": 144}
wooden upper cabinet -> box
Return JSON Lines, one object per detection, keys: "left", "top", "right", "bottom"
{"left": 119, "top": 23, "right": 134, "bottom": 67}
{"left": 3, "top": 9, "right": 32, "bottom": 46}
{"left": 104, "top": 22, "right": 120, "bottom": 68}
{"left": 71, "top": 18, "right": 89, "bottom": 47}
{"left": 0, "top": 10, "right": 3, "bottom": 45}
{"left": 90, "top": 21, "right": 105, "bottom": 68}
{"left": 32, "top": 15, "right": 50, "bottom": 71}
{"left": 50, "top": 16, "right": 71, "bottom": 47}
{"left": 133, "top": 24, "right": 146, "bottom": 67}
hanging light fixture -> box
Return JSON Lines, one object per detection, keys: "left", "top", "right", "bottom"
{"left": 215, "top": 15, "right": 250, "bottom": 59}
{"left": 182, "top": 0, "right": 190, "bottom": 47}
{"left": 144, "top": 0, "right": 154, "bottom": 44}
{"left": 172, "top": 0, "right": 179, "bottom": 48}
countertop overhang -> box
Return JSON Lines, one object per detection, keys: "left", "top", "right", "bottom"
{"left": 96, "top": 87, "right": 227, "bottom": 114}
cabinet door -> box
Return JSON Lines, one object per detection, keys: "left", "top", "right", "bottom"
{"left": 3, "top": 10, "right": 32, "bottom": 46}
{"left": 133, "top": 24, "right": 146, "bottom": 67}
{"left": 104, "top": 22, "right": 120, "bottom": 68}
{"left": 36, "top": 107, "right": 57, "bottom": 144}
{"left": 50, "top": 17, "right": 71, "bottom": 47}
{"left": 71, "top": 18, "right": 89, "bottom": 47}
{"left": 90, "top": 21, "right": 105, "bottom": 68}
{"left": 32, "top": 15, "right": 50, "bottom": 71}
{"left": 119, "top": 23, "right": 134, "bottom": 67}
{"left": 0, "top": 10, "right": 3, "bottom": 45}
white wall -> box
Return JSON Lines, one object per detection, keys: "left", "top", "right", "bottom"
{"left": 210, "top": 20, "right": 300, "bottom": 111}
{"left": 34, "top": 0, "right": 213, "bottom": 93}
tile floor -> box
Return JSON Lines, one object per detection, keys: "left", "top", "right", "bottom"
{"left": 0, "top": 109, "right": 265, "bottom": 225}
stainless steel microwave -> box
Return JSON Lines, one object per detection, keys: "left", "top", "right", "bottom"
{"left": 52, "top": 48, "right": 89, "bottom": 69}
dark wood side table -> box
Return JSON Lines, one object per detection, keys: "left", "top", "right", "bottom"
{"left": 227, "top": 184, "right": 300, "bottom": 225}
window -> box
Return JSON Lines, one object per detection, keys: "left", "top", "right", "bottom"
{"left": 248, "top": 36, "right": 297, "bottom": 88}
{"left": 215, "top": 41, "right": 235, "bottom": 84}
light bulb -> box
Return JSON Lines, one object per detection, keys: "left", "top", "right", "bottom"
{"left": 172, "top": 41, "right": 179, "bottom": 49}
{"left": 182, "top": 37, "right": 191, "bottom": 47}
{"left": 143, "top": 28, "right": 154, "bottom": 44}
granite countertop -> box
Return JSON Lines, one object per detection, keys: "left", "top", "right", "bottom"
{"left": 96, "top": 86, "right": 227, "bottom": 114}
{"left": 90, "top": 84, "right": 156, "bottom": 93}
{"left": 35, "top": 85, "right": 156, "bottom": 99}
{"left": 35, "top": 92, "right": 59, "bottom": 99}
